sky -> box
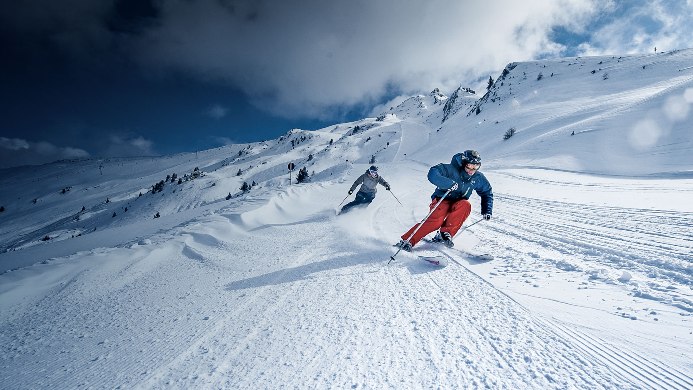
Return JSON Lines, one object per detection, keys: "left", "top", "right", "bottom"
{"left": 1, "top": 0, "right": 692, "bottom": 169}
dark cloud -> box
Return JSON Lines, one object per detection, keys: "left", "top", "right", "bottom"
{"left": 4, "top": 0, "right": 691, "bottom": 120}
{"left": 131, "top": 0, "right": 605, "bottom": 118}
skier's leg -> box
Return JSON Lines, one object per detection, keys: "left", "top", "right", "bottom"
{"left": 340, "top": 192, "right": 369, "bottom": 214}
{"left": 339, "top": 201, "right": 356, "bottom": 214}
{"left": 400, "top": 199, "right": 451, "bottom": 246}
{"left": 441, "top": 199, "right": 472, "bottom": 236}
{"left": 361, "top": 193, "right": 375, "bottom": 207}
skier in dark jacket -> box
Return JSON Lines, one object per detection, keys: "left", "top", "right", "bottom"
{"left": 395, "top": 150, "right": 493, "bottom": 251}
{"left": 339, "top": 166, "right": 391, "bottom": 214}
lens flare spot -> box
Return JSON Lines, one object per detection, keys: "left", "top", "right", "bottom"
{"left": 684, "top": 88, "right": 693, "bottom": 103}
{"left": 663, "top": 95, "right": 689, "bottom": 122}
{"left": 628, "top": 119, "right": 662, "bottom": 150}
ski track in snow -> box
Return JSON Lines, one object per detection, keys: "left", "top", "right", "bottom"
{"left": 2, "top": 179, "right": 688, "bottom": 388}
{"left": 479, "top": 170, "right": 693, "bottom": 315}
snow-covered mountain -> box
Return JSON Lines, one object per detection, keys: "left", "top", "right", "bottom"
{"left": 1, "top": 49, "right": 692, "bottom": 389}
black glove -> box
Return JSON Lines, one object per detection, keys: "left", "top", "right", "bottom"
{"left": 482, "top": 214, "right": 492, "bottom": 220}
{"left": 348, "top": 190, "right": 353, "bottom": 195}
{"left": 385, "top": 186, "right": 391, "bottom": 191}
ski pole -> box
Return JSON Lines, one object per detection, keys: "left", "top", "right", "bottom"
{"left": 389, "top": 188, "right": 452, "bottom": 264}
{"left": 337, "top": 193, "right": 351, "bottom": 207}
{"left": 452, "top": 218, "right": 484, "bottom": 239}
{"left": 388, "top": 189, "right": 403, "bottom": 206}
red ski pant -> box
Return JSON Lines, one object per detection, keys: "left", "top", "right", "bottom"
{"left": 400, "top": 198, "right": 472, "bottom": 247}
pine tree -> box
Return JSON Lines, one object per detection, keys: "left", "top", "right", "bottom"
{"left": 487, "top": 76, "right": 494, "bottom": 91}
{"left": 296, "top": 167, "right": 309, "bottom": 183}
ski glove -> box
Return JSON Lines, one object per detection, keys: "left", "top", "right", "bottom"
{"left": 482, "top": 214, "right": 492, "bottom": 220}
{"left": 449, "top": 183, "right": 459, "bottom": 191}
{"left": 348, "top": 190, "right": 353, "bottom": 195}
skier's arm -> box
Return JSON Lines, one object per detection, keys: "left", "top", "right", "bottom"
{"left": 427, "top": 164, "right": 457, "bottom": 190}
{"left": 475, "top": 176, "right": 493, "bottom": 215}
{"left": 349, "top": 174, "right": 365, "bottom": 193}
{"left": 378, "top": 176, "right": 391, "bottom": 190}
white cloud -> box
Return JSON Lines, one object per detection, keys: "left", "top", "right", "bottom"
{"left": 0, "top": 133, "right": 156, "bottom": 169}
{"left": 0, "top": 137, "right": 30, "bottom": 151}
{"left": 105, "top": 134, "right": 155, "bottom": 157}
{"left": 0, "top": 138, "right": 89, "bottom": 169}
{"left": 136, "top": 0, "right": 605, "bottom": 119}
{"left": 576, "top": 1, "right": 693, "bottom": 56}
{"left": 368, "top": 95, "right": 410, "bottom": 117}
{"left": 212, "top": 136, "right": 237, "bottom": 146}
{"left": 206, "top": 104, "right": 228, "bottom": 120}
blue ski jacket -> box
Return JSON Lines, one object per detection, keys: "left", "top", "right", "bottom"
{"left": 427, "top": 152, "right": 494, "bottom": 215}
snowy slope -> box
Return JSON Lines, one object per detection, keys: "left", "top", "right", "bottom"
{"left": 1, "top": 50, "right": 692, "bottom": 389}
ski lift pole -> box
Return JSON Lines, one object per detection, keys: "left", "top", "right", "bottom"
{"left": 287, "top": 162, "right": 295, "bottom": 185}
{"left": 389, "top": 188, "right": 452, "bottom": 264}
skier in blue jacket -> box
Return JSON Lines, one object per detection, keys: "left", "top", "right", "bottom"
{"left": 396, "top": 150, "right": 493, "bottom": 250}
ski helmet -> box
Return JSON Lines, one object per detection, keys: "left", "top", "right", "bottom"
{"left": 461, "top": 150, "right": 481, "bottom": 165}
{"left": 368, "top": 165, "right": 378, "bottom": 172}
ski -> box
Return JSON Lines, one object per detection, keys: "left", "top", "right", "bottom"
{"left": 422, "top": 237, "right": 494, "bottom": 262}
{"left": 391, "top": 242, "right": 447, "bottom": 266}
{"left": 418, "top": 255, "right": 447, "bottom": 267}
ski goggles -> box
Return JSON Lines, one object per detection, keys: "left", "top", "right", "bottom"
{"left": 464, "top": 163, "right": 481, "bottom": 171}
{"left": 368, "top": 170, "right": 378, "bottom": 177}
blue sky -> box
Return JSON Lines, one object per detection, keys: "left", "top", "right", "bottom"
{"left": 1, "top": 0, "right": 691, "bottom": 169}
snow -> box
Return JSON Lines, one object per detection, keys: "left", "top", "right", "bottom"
{"left": 1, "top": 50, "right": 692, "bottom": 389}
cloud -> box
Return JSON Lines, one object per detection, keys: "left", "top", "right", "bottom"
{"left": 0, "top": 137, "right": 30, "bottom": 151}
{"left": 0, "top": 137, "right": 89, "bottom": 169}
{"left": 4, "top": 0, "right": 692, "bottom": 122}
{"left": 134, "top": 0, "right": 609, "bottom": 119}
{"left": 574, "top": 1, "right": 693, "bottom": 56}
{"left": 206, "top": 104, "right": 229, "bottom": 120}
{"left": 368, "top": 95, "right": 411, "bottom": 118}
{"left": 212, "top": 136, "right": 237, "bottom": 146}
{"left": 104, "top": 134, "right": 155, "bottom": 157}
